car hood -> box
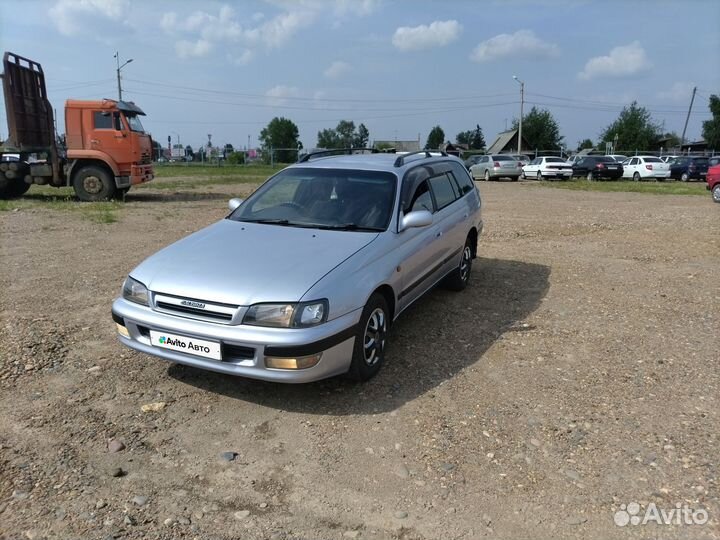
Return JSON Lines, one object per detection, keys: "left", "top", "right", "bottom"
{"left": 131, "top": 219, "right": 379, "bottom": 306}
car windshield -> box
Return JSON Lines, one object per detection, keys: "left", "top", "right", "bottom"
{"left": 230, "top": 167, "right": 396, "bottom": 231}
{"left": 125, "top": 114, "right": 145, "bottom": 133}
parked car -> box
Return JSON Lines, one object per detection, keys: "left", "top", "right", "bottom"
{"left": 469, "top": 154, "right": 521, "bottom": 181}
{"left": 707, "top": 164, "right": 720, "bottom": 203}
{"left": 620, "top": 156, "right": 671, "bottom": 181}
{"left": 571, "top": 156, "right": 623, "bottom": 180}
{"left": 660, "top": 155, "right": 679, "bottom": 163}
{"left": 463, "top": 154, "right": 484, "bottom": 170}
{"left": 669, "top": 156, "right": 709, "bottom": 181}
{"left": 511, "top": 154, "right": 532, "bottom": 168}
{"left": 112, "top": 150, "right": 483, "bottom": 382}
{"left": 708, "top": 156, "right": 720, "bottom": 168}
{"left": 607, "top": 154, "right": 628, "bottom": 163}
{"left": 521, "top": 156, "right": 573, "bottom": 180}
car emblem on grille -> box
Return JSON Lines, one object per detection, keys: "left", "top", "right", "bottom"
{"left": 181, "top": 300, "right": 206, "bottom": 309}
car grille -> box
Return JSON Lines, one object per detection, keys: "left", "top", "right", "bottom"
{"left": 222, "top": 343, "right": 255, "bottom": 361}
{"left": 153, "top": 293, "right": 238, "bottom": 323}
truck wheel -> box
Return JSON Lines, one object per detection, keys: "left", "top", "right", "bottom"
{"left": 73, "top": 166, "right": 116, "bottom": 201}
{"left": 6, "top": 178, "right": 31, "bottom": 197}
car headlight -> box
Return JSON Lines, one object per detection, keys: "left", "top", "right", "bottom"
{"left": 122, "top": 276, "right": 149, "bottom": 306}
{"left": 243, "top": 300, "right": 328, "bottom": 328}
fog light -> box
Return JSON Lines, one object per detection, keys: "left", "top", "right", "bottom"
{"left": 265, "top": 353, "right": 322, "bottom": 370}
{"left": 116, "top": 323, "right": 130, "bottom": 338}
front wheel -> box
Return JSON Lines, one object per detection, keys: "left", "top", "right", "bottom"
{"left": 680, "top": 172, "right": 689, "bottom": 182}
{"left": 537, "top": 171, "right": 543, "bottom": 181}
{"left": 713, "top": 184, "right": 720, "bottom": 203}
{"left": 484, "top": 170, "right": 490, "bottom": 181}
{"left": 73, "top": 165, "right": 117, "bottom": 201}
{"left": 586, "top": 171, "right": 594, "bottom": 181}
{"left": 347, "top": 293, "right": 389, "bottom": 382}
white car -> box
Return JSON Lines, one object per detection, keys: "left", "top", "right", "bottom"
{"left": 522, "top": 156, "right": 573, "bottom": 180}
{"left": 621, "top": 156, "right": 671, "bottom": 181}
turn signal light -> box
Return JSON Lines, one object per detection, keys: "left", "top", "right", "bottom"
{"left": 265, "top": 353, "right": 322, "bottom": 370}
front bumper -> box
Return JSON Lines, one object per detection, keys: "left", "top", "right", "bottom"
{"left": 130, "top": 164, "right": 154, "bottom": 185}
{"left": 111, "top": 298, "right": 361, "bottom": 383}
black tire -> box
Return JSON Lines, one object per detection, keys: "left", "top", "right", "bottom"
{"left": 521, "top": 171, "right": 526, "bottom": 179}
{"left": 72, "top": 165, "right": 117, "bottom": 201}
{"left": 680, "top": 172, "right": 689, "bottom": 182}
{"left": 586, "top": 171, "right": 594, "bottom": 181}
{"left": 5, "top": 178, "right": 31, "bottom": 197}
{"left": 713, "top": 185, "right": 720, "bottom": 203}
{"left": 633, "top": 172, "right": 641, "bottom": 182}
{"left": 484, "top": 170, "right": 490, "bottom": 182}
{"left": 346, "top": 293, "right": 389, "bottom": 382}
{"left": 444, "top": 237, "right": 474, "bottom": 292}
{"left": 511, "top": 176, "right": 519, "bottom": 182}
{"left": 537, "top": 171, "right": 543, "bottom": 181}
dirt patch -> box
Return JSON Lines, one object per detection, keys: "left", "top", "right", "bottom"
{"left": 1, "top": 181, "right": 718, "bottom": 539}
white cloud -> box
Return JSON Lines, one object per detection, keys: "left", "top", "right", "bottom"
{"left": 578, "top": 41, "right": 651, "bottom": 80}
{"left": 470, "top": 30, "right": 559, "bottom": 63}
{"left": 324, "top": 61, "right": 350, "bottom": 79}
{"left": 175, "top": 39, "right": 212, "bottom": 59}
{"left": 265, "top": 85, "right": 299, "bottom": 106}
{"left": 49, "top": 0, "right": 129, "bottom": 36}
{"left": 657, "top": 81, "right": 696, "bottom": 102}
{"left": 392, "top": 20, "right": 461, "bottom": 52}
{"left": 230, "top": 49, "right": 254, "bottom": 66}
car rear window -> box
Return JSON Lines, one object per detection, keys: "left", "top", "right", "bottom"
{"left": 596, "top": 156, "right": 615, "bottom": 163}
{"left": 644, "top": 157, "right": 662, "bottom": 163}
{"left": 545, "top": 157, "right": 564, "bottom": 163}
{"left": 494, "top": 155, "right": 514, "bottom": 161}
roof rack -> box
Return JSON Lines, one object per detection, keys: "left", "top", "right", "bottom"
{"left": 297, "top": 147, "right": 379, "bottom": 163}
{"left": 393, "top": 150, "right": 448, "bottom": 168}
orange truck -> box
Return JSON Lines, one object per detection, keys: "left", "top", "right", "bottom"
{"left": 0, "top": 51, "right": 153, "bottom": 201}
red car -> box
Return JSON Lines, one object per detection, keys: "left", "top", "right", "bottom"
{"left": 707, "top": 164, "right": 720, "bottom": 203}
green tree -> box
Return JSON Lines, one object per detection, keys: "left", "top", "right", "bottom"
{"left": 425, "top": 125, "right": 445, "bottom": 149}
{"left": 259, "top": 117, "right": 301, "bottom": 163}
{"left": 577, "top": 138, "right": 594, "bottom": 151}
{"left": 701, "top": 94, "right": 720, "bottom": 149}
{"left": 599, "top": 101, "right": 661, "bottom": 151}
{"left": 512, "top": 106, "right": 563, "bottom": 150}
{"left": 457, "top": 124, "right": 486, "bottom": 150}
{"left": 660, "top": 132, "right": 681, "bottom": 149}
{"left": 316, "top": 120, "right": 370, "bottom": 148}
{"left": 226, "top": 151, "right": 245, "bottom": 165}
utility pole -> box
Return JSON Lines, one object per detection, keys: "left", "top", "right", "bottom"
{"left": 513, "top": 75, "right": 525, "bottom": 154}
{"left": 680, "top": 86, "right": 697, "bottom": 149}
{"left": 114, "top": 51, "right": 133, "bottom": 101}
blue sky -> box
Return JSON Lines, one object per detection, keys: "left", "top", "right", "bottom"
{"left": 1, "top": 0, "right": 718, "bottom": 152}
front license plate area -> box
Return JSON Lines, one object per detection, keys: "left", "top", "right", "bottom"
{"left": 149, "top": 330, "right": 222, "bottom": 360}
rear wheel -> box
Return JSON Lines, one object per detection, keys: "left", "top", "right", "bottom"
{"left": 73, "top": 165, "right": 117, "bottom": 201}
{"left": 680, "top": 172, "right": 689, "bottom": 182}
{"left": 713, "top": 184, "right": 720, "bottom": 203}
{"left": 586, "top": 171, "right": 594, "bottom": 181}
{"left": 633, "top": 172, "right": 641, "bottom": 182}
{"left": 347, "top": 293, "right": 389, "bottom": 382}
{"left": 444, "top": 237, "right": 474, "bottom": 291}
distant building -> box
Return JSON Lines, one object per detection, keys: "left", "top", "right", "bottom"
{"left": 680, "top": 139, "right": 709, "bottom": 153}
{"left": 486, "top": 129, "right": 532, "bottom": 154}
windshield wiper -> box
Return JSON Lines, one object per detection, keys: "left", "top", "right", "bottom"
{"left": 239, "top": 218, "right": 291, "bottom": 225}
{"left": 314, "top": 223, "right": 384, "bottom": 232}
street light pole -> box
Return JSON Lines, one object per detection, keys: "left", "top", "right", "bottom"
{"left": 114, "top": 51, "right": 133, "bottom": 101}
{"left": 513, "top": 75, "right": 524, "bottom": 154}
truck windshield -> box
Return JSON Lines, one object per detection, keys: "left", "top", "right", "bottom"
{"left": 125, "top": 114, "right": 145, "bottom": 133}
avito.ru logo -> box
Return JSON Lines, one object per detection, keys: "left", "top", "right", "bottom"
{"left": 614, "top": 502, "right": 709, "bottom": 527}
{"left": 159, "top": 336, "right": 166, "bottom": 344}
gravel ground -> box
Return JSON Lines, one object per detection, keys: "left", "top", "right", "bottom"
{"left": 1, "top": 180, "right": 718, "bottom": 540}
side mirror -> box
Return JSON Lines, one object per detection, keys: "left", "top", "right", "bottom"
{"left": 228, "top": 198, "right": 244, "bottom": 211}
{"left": 400, "top": 210, "right": 433, "bottom": 231}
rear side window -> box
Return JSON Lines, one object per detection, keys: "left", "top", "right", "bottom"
{"left": 93, "top": 112, "right": 112, "bottom": 129}
{"left": 428, "top": 173, "right": 457, "bottom": 210}
{"left": 448, "top": 162, "right": 475, "bottom": 195}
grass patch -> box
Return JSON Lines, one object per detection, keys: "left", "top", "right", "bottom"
{"left": 153, "top": 163, "right": 284, "bottom": 179}
{"left": 535, "top": 180, "right": 708, "bottom": 196}
{"left": 0, "top": 189, "right": 121, "bottom": 224}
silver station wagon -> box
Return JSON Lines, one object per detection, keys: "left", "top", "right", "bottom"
{"left": 112, "top": 150, "right": 483, "bottom": 382}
